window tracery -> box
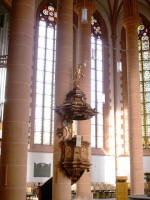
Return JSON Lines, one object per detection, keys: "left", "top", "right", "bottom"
{"left": 91, "top": 16, "right": 104, "bottom": 148}
{"left": 138, "top": 22, "right": 150, "bottom": 148}
{"left": 33, "top": 2, "right": 57, "bottom": 145}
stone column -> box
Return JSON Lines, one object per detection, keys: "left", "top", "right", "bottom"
{"left": 52, "top": 0, "right": 73, "bottom": 200}
{"left": 122, "top": 0, "right": 144, "bottom": 195}
{"left": 0, "top": 0, "right": 35, "bottom": 200}
{"left": 76, "top": 1, "right": 93, "bottom": 199}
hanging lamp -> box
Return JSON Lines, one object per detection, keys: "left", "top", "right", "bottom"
{"left": 81, "top": 0, "right": 88, "bottom": 23}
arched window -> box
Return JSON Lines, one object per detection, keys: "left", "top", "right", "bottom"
{"left": 33, "top": 3, "right": 57, "bottom": 145}
{"left": 91, "top": 16, "right": 104, "bottom": 148}
{"left": 0, "top": 12, "right": 9, "bottom": 140}
{"left": 138, "top": 22, "right": 150, "bottom": 148}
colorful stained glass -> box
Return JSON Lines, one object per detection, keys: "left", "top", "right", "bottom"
{"left": 34, "top": 3, "right": 56, "bottom": 145}
{"left": 143, "top": 61, "right": 150, "bottom": 70}
{"left": 144, "top": 82, "right": 150, "bottom": 92}
{"left": 138, "top": 23, "right": 150, "bottom": 39}
{"left": 146, "top": 114, "right": 150, "bottom": 124}
{"left": 145, "top": 92, "right": 150, "bottom": 102}
{"left": 143, "top": 51, "right": 149, "bottom": 60}
{"left": 143, "top": 71, "right": 150, "bottom": 81}
{"left": 145, "top": 103, "right": 150, "bottom": 113}
{"left": 142, "top": 40, "right": 149, "bottom": 50}
{"left": 40, "top": 3, "right": 57, "bottom": 26}
{"left": 146, "top": 126, "right": 150, "bottom": 134}
{"left": 138, "top": 22, "right": 150, "bottom": 147}
{"left": 91, "top": 21, "right": 103, "bottom": 148}
{"left": 91, "top": 16, "right": 102, "bottom": 38}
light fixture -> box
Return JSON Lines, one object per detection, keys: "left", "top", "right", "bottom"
{"left": 81, "top": 0, "right": 88, "bottom": 23}
{"left": 81, "top": 8, "right": 88, "bottom": 23}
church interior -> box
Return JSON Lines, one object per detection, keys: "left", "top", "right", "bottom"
{"left": 1, "top": 0, "right": 150, "bottom": 199}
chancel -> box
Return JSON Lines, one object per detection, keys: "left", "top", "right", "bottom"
{"left": 1, "top": 0, "right": 150, "bottom": 200}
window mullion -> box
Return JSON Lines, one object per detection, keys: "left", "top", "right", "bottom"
{"left": 50, "top": 26, "right": 56, "bottom": 145}
{"left": 95, "top": 38, "right": 98, "bottom": 148}
{"left": 140, "top": 38, "right": 147, "bottom": 147}
{"left": 33, "top": 3, "right": 57, "bottom": 146}
{"left": 41, "top": 24, "right": 48, "bottom": 145}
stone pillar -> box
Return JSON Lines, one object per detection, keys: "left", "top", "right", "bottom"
{"left": 0, "top": 0, "right": 35, "bottom": 200}
{"left": 52, "top": 0, "right": 73, "bottom": 200}
{"left": 122, "top": 0, "right": 144, "bottom": 195}
{"left": 76, "top": 1, "right": 93, "bottom": 199}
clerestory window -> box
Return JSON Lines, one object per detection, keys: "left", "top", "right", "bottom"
{"left": 91, "top": 16, "right": 104, "bottom": 148}
{"left": 138, "top": 22, "right": 150, "bottom": 148}
{"left": 33, "top": 3, "right": 57, "bottom": 145}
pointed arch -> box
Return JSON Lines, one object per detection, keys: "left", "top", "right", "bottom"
{"left": 91, "top": 11, "right": 110, "bottom": 152}
{"left": 138, "top": 15, "right": 150, "bottom": 148}
{"left": 30, "top": 1, "right": 57, "bottom": 151}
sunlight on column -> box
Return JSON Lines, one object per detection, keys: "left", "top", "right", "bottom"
{"left": 109, "top": 110, "right": 115, "bottom": 154}
{"left": 124, "top": 109, "right": 129, "bottom": 154}
{"left": 116, "top": 111, "right": 124, "bottom": 156}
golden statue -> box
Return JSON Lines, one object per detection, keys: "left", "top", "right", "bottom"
{"left": 73, "top": 64, "right": 86, "bottom": 88}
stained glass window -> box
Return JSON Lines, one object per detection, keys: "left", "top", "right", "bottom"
{"left": 40, "top": 3, "right": 57, "bottom": 27}
{"left": 0, "top": 62, "right": 7, "bottom": 139}
{"left": 0, "top": 13, "right": 9, "bottom": 140}
{"left": 91, "top": 16, "right": 104, "bottom": 148}
{"left": 33, "top": 3, "right": 57, "bottom": 145}
{"left": 138, "top": 22, "right": 150, "bottom": 148}
{"left": 91, "top": 16, "right": 102, "bottom": 39}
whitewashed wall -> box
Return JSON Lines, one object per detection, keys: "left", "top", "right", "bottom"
{"left": 27, "top": 152, "right": 53, "bottom": 183}
{"left": 143, "top": 156, "right": 150, "bottom": 173}
{"left": 27, "top": 153, "right": 150, "bottom": 184}
{"left": 91, "top": 155, "right": 116, "bottom": 185}
{"left": 118, "top": 156, "right": 130, "bottom": 181}
{"left": 27, "top": 153, "right": 116, "bottom": 184}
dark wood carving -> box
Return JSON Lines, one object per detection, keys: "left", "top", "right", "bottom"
{"left": 55, "top": 65, "right": 97, "bottom": 183}
{"left": 55, "top": 87, "right": 97, "bottom": 120}
{"left": 60, "top": 136, "right": 90, "bottom": 184}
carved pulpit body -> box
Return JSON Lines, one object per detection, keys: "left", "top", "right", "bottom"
{"left": 55, "top": 64, "right": 97, "bottom": 183}
{"left": 60, "top": 136, "right": 90, "bottom": 184}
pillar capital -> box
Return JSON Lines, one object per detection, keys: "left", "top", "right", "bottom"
{"left": 122, "top": 16, "right": 141, "bottom": 29}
